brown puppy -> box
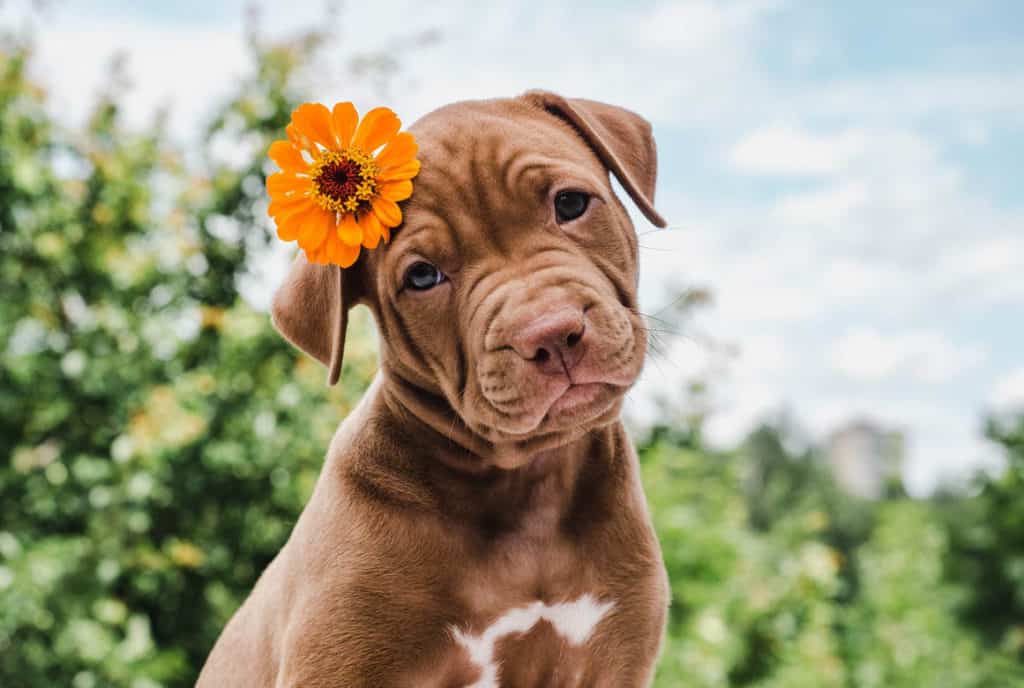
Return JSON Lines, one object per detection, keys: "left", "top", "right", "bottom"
{"left": 198, "top": 91, "right": 670, "bottom": 687}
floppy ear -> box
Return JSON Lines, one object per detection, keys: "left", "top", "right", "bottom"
{"left": 271, "top": 253, "right": 354, "bottom": 386}
{"left": 523, "top": 90, "right": 667, "bottom": 228}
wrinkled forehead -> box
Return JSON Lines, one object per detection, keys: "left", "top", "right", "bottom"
{"left": 395, "top": 99, "right": 607, "bottom": 243}
{"left": 410, "top": 98, "right": 603, "bottom": 185}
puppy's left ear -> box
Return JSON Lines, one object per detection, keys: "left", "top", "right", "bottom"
{"left": 271, "top": 253, "right": 361, "bottom": 386}
{"left": 523, "top": 90, "right": 667, "bottom": 228}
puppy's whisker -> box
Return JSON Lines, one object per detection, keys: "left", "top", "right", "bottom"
{"left": 628, "top": 308, "right": 688, "bottom": 334}
{"left": 636, "top": 223, "right": 689, "bottom": 238}
{"left": 637, "top": 326, "right": 685, "bottom": 337}
{"left": 643, "top": 333, "right": 689, "bottom": 375}
{"left": 634, "top": 311, "right": 674, "bottom": 327}
{"left": 644, "top": 336, "right": 668, "bottom": 362}
{"left": 637, "top": 244, "right": 683, "bottom": 253}
{"left": 649, "top": 288, "right": 708, "bottom": 318}
{"left": 635, "top": 325, "right": 695, "bottom": 344}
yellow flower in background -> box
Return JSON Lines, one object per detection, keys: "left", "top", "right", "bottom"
{"left": 266, "top": 102, "right": 420, "bottom": 267}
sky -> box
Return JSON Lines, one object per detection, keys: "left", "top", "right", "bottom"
{"left": 4, "top": 0, "right": 1023, "bottom": 494}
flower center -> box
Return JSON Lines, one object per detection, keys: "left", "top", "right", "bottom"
{"left": 310, "top": 149, "right": 379, "bottom": 214}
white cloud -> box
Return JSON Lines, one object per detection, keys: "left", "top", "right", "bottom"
{"left": 729, "top": 125, "right": 868, "bottom": 176}
{"left": 830, "top": 327, "right": 987, "bottom": 384}
{"left": 935, "top": 235, "right": 1024, "bottom": 307}
{"left": 27, "top": 16, "right": 248, "bottom": 137}
{"left": 960, "top": 120, "right": 991, "bottom": 146}
{"left": 776, "top": 181, "right": 868, "bottom": 224}
{"left": 640, "top": 0, "right": 785, "bottom": 52}
{"left": 990, "top": 368, "right": 1024, "bottom": 412}
{"left": 17, "top": 0, "right": 787, "bottom": 137}
{"left": 804, "top": 73, "right": 1024, "bottom": 122}
{"left": 736, "top": 333, "right": 790, "bottom": 376}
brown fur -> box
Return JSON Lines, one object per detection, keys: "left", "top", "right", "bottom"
{"left": 197, "top": 91, "right": 670, "bottom": 687}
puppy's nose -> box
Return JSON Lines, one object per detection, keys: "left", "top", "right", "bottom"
{"left": 511, "top": 308, "right": 587, "bottom": 376}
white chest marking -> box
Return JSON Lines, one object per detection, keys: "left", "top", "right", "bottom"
{"left": 451, "top": 594, "right": 615, "bottom": 688}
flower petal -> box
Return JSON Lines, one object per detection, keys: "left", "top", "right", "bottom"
{"left": 320, "top": 235, "right": 338, "bottom": 265}
{"left": 275, "top": 203, "right": 318, "bottom": 241}
{"left": 306, "top": 242, "right": 328, "bottom": 265}
{"left": 337, "top": 213, "right": 362, "bottom": 246}
{"left": 267, "top": 173, "right": 311, "bottom": 197}
{"left": 270, "top": 205, "right": 313, "bottom": 235}
{"left": 273, "top": 201, "right": 316, "bottom": 230}
{"left": 380, "top": 224, "right": 391, "bottom": 243}
{"left": 380, "top": 180, "right": 413, "bottom": 202}
{"left": 359, "top": 211, "right": 383, "bottom": 249}
{"left": 375, "top": 132, "right": 418, "bottom": 170}
{"left": 268, "top": 140, "right": 308, "bottom": 173}
{"left": 318, "top": 238, "right": 337, "bottom": 265}
{"left": 377, "top": 159, "right": 421, "bottom": 183}
{"left": 318, "top": 235, "right": 340, "bottom": 265}
{"left": 286, "top": 124, "right": 314, "bottom": 155}
{"left": 331, "top": 102, "right": 359, "bottom": 149}
{"left": 268, "top": 195, "right": 311, "bottom": 218}
{"left": 352, "top": 107, "right": 401, "bottom": 153}
{"left": 297, "top": 208, "right": 334, "bottom": 252}
{"left": 276, "top": 217, "right": 301, "bottom": 242}
{"left": 335, "top": 240, "right": 361, "bottom": 268}
{"left": 371, "top": 196, "right": 403, "bottom": 228}
{"left": 291, "top": 103, "right": 335, "bottom": 149}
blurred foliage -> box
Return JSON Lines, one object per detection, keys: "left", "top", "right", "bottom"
{"left": 1, "top": 13, "right": 1023, "bottom": 688}
{"left": 0, "top": 21, "right": 377, "bottom": 687}
{"left": 643, "top": 416, "right": 1024, "bottom": 688}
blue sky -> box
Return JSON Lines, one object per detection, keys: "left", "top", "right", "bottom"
{"left": 6, "top": 0, "right": 1023, "bottom": 494}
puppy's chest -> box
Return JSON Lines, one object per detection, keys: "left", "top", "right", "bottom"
{"left": 443, "top": 593, "right": 615, "bottom": 688}
{"left": 433, "top": 541, "right": 615, "bottom": 687}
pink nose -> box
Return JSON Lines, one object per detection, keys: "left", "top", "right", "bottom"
{"left": 510, "top": 307, "right": 587, "bottom": 376}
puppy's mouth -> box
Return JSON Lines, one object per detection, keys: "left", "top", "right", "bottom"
{"left": 546, "top": 381, "right": 614, "bottom": 417}
{"left": 507, "top": 379, "right": 626, "bottom": 438}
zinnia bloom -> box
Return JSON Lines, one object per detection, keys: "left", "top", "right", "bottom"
{"left": 266, "top": 102, "right": 420, "bottom": 267}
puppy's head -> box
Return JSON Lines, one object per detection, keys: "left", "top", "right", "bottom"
{"left": 273, "top": 92, "right": 665, "bottom": 463}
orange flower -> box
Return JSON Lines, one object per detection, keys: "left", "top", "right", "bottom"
{"left": 266, "top": 102, "right": 420, "bottom": 267}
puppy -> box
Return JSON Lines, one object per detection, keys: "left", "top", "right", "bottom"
{"left": 198, "top": 91, "right": 670, "bottom": 687}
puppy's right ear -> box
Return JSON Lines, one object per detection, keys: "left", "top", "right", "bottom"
{"left": 271, "top": 253, "right": 355, "bottom": 386}
{"left": 522, "top": 90, "right": 667, "bottom": 228}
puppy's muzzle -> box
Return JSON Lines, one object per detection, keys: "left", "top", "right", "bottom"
{"left": 507, "top": 305, "right": 587, "bottom": 377}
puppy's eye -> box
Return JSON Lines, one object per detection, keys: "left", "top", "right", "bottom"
{"left": 554, "top": 191, "right": 589, "bottom": 223}
{"left": 403, "top": 261, "right": 446, "bottom": 291}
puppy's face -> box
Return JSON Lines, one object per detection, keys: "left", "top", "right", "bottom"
{"left": 368, "top": 96, "right": 659, "bottom": 448}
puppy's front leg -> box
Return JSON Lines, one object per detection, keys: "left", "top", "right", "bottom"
{"left": 271, "top": 581, "right": 469, "bottom": 688}
{"left": 584, "top": 572, "right": 670, "bottom": 687}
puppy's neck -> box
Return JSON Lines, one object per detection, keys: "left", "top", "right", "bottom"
{"left": 351, "top": 370, "right": 626, "bottom": 530}
{"left": 378, "top": 367, "right": 600, "bottom": 472}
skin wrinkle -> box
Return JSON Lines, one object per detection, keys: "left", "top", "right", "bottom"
{"left": 464, "top": 267, "right": 503, "bottom": 350}
{"left": 372, "top": 96, "right": 657, "bottom": 456}
{"left": 466, "top": 135, "right": 498, "bottom": 250}
{"left": 501, "top": 149, "right": 551, "bottom": 204}
{"left": 385, "top": 302, "right": 433, "bottom": 384}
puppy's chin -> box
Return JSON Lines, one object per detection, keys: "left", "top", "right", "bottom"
{"left": 538, "top": 382, "right": 625, "bottom": 430}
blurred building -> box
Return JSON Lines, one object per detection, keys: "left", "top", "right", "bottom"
{"left": 826, "top": 420, "right": 905, "bottom": 499}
